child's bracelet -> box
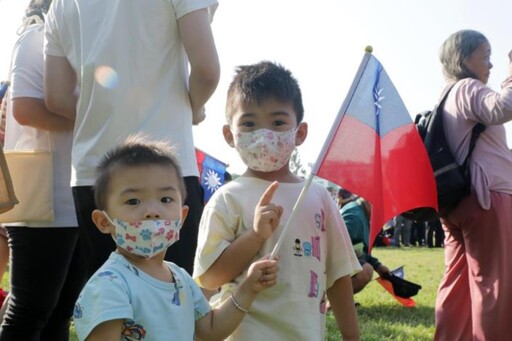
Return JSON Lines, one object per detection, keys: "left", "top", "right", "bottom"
{"left": 230, "top": 294, "right": 250, "bottom": 313}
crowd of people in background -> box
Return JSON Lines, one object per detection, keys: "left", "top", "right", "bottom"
{"left": 332, "top": 186, "right": 445, "bottom": 249}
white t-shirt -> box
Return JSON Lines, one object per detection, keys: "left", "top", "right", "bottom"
{"left": 44, "top": 0, "right": 218, "bottom": 186}
{"left": 4, "top": 24, "right": 76, "bottom": 228}
{"left": 193, "top": 177, "right": 361, "bottom": 341}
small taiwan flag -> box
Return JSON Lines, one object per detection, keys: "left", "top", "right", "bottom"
{"left": 195, "top": 149, "right": 227, "bottom": 203}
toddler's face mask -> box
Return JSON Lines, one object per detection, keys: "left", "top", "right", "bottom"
{"left": 104, "top": 212, "right": 181, "bottom": 259}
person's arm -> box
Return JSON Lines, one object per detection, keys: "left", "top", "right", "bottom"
{"left": 85, "top": 319, "right": 124, "bottom": 341}
{"left": 44, "top": 55, "right": 77, "bottom": 120}
{"left": 198, "top": 182, "right": 282, "bottom": 290}
{"left": 365, "top": 252, "right": 381, "bottom": 270}
{"left": 327, "top": 275, "right": 360, "bottom": 341}
{"left": 12, "top": 97, "right": 73, "bottom": 131}
{"left": 178, "top": 8, "right": 220, "bottom": 125}
{"left": 374, "top": 263, "right": 391, "bottom": 278}
{"left": 195, "top": 258, "right": 278, "bottom": 340}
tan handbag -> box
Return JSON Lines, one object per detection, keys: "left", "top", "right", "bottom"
{"left": 0, "top": 46, "right": 54, "bottom": 223}
{"left": 0, "top": 146, "right": 54, "bottom": 223}
{"left": 0, "top": 145, "right": 18, "bottom": 214}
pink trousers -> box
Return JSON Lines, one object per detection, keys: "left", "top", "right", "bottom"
{"left": 434, "top": 192, "right": 512, "bottom": 341}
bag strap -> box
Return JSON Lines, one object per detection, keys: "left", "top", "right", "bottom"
{"left": 437, "top": 83, "right": 456, "bottom": 109}
{"left": 462, "top": 122, "right": 485, "bottom": 194}
{"left": 439, "top": 82, "right": 486, "bottom": 194}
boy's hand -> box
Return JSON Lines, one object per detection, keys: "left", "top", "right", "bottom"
{"left": 243, "top": 257, "right": 279, "bottom": 293}
{"left": 253, "top": 181, "right": 283, "bottom": 241}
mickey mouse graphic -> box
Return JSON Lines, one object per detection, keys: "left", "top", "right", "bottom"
{"left": 293, "top": 238, "right": 303, "bottom": 257}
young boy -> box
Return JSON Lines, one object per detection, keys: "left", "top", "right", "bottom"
{"left": 73, "top": 136, "right": 279, "bottom": 340}
{"left": 193, "top": 61, "right": 362, "bottom": 340}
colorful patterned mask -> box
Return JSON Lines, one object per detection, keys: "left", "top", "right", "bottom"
{"left": 233, "top": 128, "right": 296, "bottom": 172}
{"left": 104, "top": 212, "right": 181, "bottom": 259}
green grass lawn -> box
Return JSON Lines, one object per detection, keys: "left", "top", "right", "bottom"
{"left": 2, "top": 246, "right": 444, "bottom": 340}
{"left": 326, "top": 246, "right": 445, "bottom": 340}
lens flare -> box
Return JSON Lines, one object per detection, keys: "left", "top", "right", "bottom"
{"left": 95, "top": 65, "right": 119, "bottom": 88}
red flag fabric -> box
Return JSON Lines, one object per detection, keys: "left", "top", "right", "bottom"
{"left": 311, "top": 52, "right": 437, "bottom": 252}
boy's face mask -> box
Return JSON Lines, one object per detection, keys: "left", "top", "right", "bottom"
{"left": 104, "top": 212, "right": 181, "bottom": 259}
{"left": 232, "top": 128, "right": 296, "bottom": 172}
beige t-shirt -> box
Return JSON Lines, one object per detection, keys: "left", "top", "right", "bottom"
{"left": 194, "top": 177, "right": 361, "bottom": 341}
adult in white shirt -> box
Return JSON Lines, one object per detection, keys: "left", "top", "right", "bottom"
{"left": 0, "top": 0, "right": 85, "bottom": 339}
{"left": 44, "top": 0, "right": 220, "bottom": 276}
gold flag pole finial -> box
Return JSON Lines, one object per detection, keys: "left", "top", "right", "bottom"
{"left": 365, "top": 45, "right": 373, "bottom": 53}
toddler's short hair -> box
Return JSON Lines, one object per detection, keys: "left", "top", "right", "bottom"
{"left": 225, "top": 61, "right": 304, "bottom": 123}
{"left": 94, "top": 135, "right": 186, "bottom": 210}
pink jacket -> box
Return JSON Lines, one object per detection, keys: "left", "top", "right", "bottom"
{"left": 442, "top": 77, "right": 512, "bottom": 209}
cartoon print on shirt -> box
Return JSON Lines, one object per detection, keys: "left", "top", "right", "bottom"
{"left": 314, "top": 209, "right": 326, "bottom": 232}
{"left": 122, "top": 319, "right": 147, "bottom": 340}
{"left": 293, "top": 238, "right": 303, "bottom": 256}
{"left": 303, "top": 241, "right": 312, "bottom": 257}
{"left": 97, "top": 271, "right": 118, "bottom": 281}
{"left": 293, "top": 237, "right": 321, "bottom": 259}
{"left": 124, "top": 264, "right": 140, "bottom": 277}
{"left": 308, "top": 270, "right": 319, "bottom": 298}
{"left": 314, "top": 213, "right": 321, "bottom": 229}
{"left": 312, "top": 235, "right": 321, "bottom": 261}
{"left": 171, "top": 270, "right": 185, "bottom": 306}
{"left": 73, "top": 302, "right": 83, "bottom": 319}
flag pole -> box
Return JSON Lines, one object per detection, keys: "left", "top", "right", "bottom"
{"left": 270, "top": 46, "right": 374, "bottom": 259}
{"left": 270, "top": 173, "right": 314, "bottom": 259}
{"left": 311, "top": 46, "right": 374, "bottom": 175}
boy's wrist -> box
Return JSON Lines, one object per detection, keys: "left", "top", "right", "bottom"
{"left": 230, "top": 294, "right": 250, "bottom": 313}
{"left": 248, "top": 229, "right": 267, "bottom": 245}
{"left": 234, "top": 282, "right": 257, "bottom": 306}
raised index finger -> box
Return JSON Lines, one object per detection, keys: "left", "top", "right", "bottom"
{"left": 258, "top": 181, "right": 279, "bottom": 207}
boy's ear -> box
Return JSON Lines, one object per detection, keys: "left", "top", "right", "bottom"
{"left": 180, "top": 205, "right": 189, "bottom": 227}
{"left": 222, "top": 124, "right": 235, "bottom": 148}
{"left": 91, "top": 209, "right": 114, "bottom": 234}
{"left": 295, "top": 122, "right": 308, "bottom": 146}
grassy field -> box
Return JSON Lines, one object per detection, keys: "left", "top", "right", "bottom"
{"left": 326, "top": 246, "right": 445, "bottom": 340}
{"left": 2, "top": 246, "right": 444, "bottom": 340}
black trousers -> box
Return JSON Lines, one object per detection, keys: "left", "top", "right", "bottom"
{"left": 73, "top": 176, "right": 204, "bottom": 278}
{"left": 0, "top": 227, "right": 85, "bottom": 341}
{"left": 426, "top": 219, "right": 445, "bottom": 247}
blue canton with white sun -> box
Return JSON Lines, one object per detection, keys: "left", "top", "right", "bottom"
{"left": 204, "top": 169, "right": 222, "bottom": 192}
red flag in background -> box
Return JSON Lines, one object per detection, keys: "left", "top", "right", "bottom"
{"left": 311, "top": 51, "right": 437, "bottom": 252}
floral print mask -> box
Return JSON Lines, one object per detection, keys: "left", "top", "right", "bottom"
{"left": 233, "top": 128, "right": 297, "bottom": 172}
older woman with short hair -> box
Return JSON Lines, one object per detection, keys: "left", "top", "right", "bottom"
{"left": 434, "top": 30, "right": 512, "bottom": 340}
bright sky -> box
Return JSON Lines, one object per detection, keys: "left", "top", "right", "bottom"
{"left": 1, "top": 0, "right": 511, "bottom": 175}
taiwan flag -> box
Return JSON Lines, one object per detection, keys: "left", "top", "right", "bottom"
{"left": 195, "top": 148, "right": 227, "bottom": 203}
{"left": 311, "top": 51, "right": 437, "bottom": 252}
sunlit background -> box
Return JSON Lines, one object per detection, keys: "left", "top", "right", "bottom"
{"left": 1, "top": 0, "right": 511, "bottom": 174}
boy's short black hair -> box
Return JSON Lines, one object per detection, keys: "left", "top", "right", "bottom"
{"left": 225, "top": 61, "right": 304, "bottom": 123}
{"left": 94, "top": 135, "right": 187, "bottom": 210}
